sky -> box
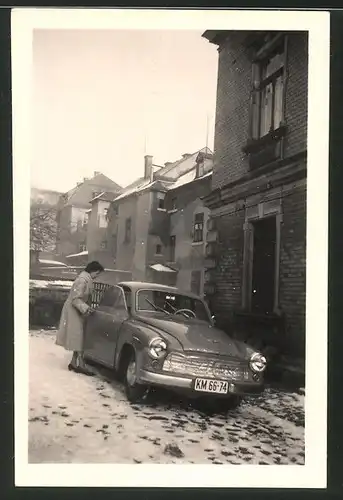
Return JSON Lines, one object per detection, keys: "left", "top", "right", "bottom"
{"left": 32, "top": 29, "right": 218, "bottom": 193}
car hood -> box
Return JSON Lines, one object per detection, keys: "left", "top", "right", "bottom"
{"left": 134, "top": 314, "right": 251, "bottom": 360}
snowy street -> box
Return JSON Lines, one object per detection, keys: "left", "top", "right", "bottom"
{"left": 29, "top": 330, "right": 305, "bottom": 465}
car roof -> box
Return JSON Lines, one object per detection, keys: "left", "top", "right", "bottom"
{"left": 118, "top": 281, "right": 202, "bottom": 300}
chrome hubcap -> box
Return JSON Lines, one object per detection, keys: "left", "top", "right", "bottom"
{"left": 126, "top": 359, "right": 136, "bottom": 387}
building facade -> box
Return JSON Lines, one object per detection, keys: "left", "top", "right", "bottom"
{"left": 105, "top": 148, "right": 213, "bottom": 293}
{"left": 202, "top": 31, "right": 308, "bottom": 359}
{"left": 55, "top": 171, "right": 121, "bottom": 258}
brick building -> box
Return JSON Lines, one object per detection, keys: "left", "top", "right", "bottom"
{"left": 202, "top": 30, "right": 308, "bottom": 360}
{"left": 105, "top": 148, "right": 213, "bottom": 292}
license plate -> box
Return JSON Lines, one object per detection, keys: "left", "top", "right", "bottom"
{"left": 194, "top": 378, "right": 229, "bottom": 394}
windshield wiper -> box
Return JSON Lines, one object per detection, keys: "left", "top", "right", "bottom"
{"left": 144, "top": 298, "right": 170, "bottom": 315}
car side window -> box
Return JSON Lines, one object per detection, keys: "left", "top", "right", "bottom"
{"left": 99, "top": 286, "right": 122, "bottom": 308}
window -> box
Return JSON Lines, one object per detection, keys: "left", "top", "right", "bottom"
{"left": 193, "top": 212, "right": 204, "bottom": 243}
{"left": 82, "top": 213, "right": 89, "bottom": 227}
{"left": 92, "top": 191, "right": 102, "bottom": 199}
{"left": 250, "top": 37, "right": 285, "bottom": 139}
{"left": 137, "top": 289, "right": 209, "bottom": 322}
{"left": 98, "top": 211, "right": 108, "bottom": 228}
{"left": 171, "top": 198, "right": 177, "bottom": 211}
{"left": 125, "top": 218, "right": 131, "bottom": 243}
{"left": 191, "top": 270, "right": 202, "bottom": 296}
{"left": 99, "top": 285, "right": 127, "bottom": 312}
{"left": 169, "top": 235, "right": 176, "bottom": 262}
{"left": 155, "top": 244, "right": 162, "bottom": 255}
{"left": 79, "top": 243, "right": 87, "bottom": 252}
{"left": 156, "top": 192, "right": 165, "bottom": 210}
{"left": 196, "top": 162, "right": 205, "bottom": 178}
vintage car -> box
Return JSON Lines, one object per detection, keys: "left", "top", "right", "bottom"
{"left": 84, "top": 281, "right": 267, "bottom": 409}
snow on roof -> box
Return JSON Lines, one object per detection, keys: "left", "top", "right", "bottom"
{"left": 65, "top": 250, "right": 88, "bottom": 258}
{"left": 150, "top": 263, "right": 177, "bottom": 273}
{"left": 90, "top": 191, "right": 118, "bottom": 203}
{"left": 39, "top": 259, "right": 68, "bottom": 267}
{"left": 170, "top": 170, "right": 212, "bottom": 190}
{"left": 30, "top": 279, "right": 73, "bottom": 289}
{"left": 113, "top": 178, "right": 153, "bottom": 201}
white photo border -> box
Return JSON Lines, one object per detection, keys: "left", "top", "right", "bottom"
{"left": 12, "top": 8, "right": 330, "bottom": 488}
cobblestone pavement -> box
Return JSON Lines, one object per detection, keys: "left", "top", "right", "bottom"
{"left": 28, "top": 330, "right": 305, "bottom": 465}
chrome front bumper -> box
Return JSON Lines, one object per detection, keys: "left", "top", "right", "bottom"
{"left": 138, "top": 369, "right": 264, "bottom": 395}
{"left": 139, "top": 369, "right": 193, "bottom": 389}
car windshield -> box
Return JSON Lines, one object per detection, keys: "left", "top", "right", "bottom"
{"left": 136, "top": 289, "right": 210, "bottom": 322}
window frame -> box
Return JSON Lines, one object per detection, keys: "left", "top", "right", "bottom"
{"left": 249, "top": 34, "right": 288, "bottom": 142}
{"left": 193, "top": 212, "right": 205, "bottom": 243}
{"left": 155, "top": 243, "right": 162, "bottom": 256}
{"left": 169, "top": 235, "right": 176, "bottom": 263}
{"left": 124, "top": 217, "right": 132, "bottom": 243}
{"left": 98, "top": 284, "right": 128, "bottom": 313}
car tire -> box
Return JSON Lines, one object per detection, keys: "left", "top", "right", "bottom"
{"left": 124, "top": 351, "right": 149, "bottom": 403}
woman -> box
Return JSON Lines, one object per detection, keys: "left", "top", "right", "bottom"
{"left": 56, "top": 261, "right": 104, "bottom": 375}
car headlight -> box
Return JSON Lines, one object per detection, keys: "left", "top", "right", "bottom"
{"left": 249, "top": 352, "right": 267, "bottom": 373}
{"left": 148, "top": 338, "right": 167, "bottom": 359}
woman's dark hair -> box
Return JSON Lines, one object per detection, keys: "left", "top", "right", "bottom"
{"left": 85, "top": 261, "right": 105, "bottom": 273}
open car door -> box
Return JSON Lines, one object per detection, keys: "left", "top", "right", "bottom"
{"left": 84, "top": 285, "right": 128, "bottom": 368}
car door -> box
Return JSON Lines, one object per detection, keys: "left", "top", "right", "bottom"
{"left": 84, "top": 285, "right": 128, "bottom": 368}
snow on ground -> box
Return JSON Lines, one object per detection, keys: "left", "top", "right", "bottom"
{"left": 28, "top": 330, "right": 305, "bottom": 465}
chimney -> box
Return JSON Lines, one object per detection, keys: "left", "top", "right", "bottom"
{"left": 144, "top": 155, "right": 153, "bottom": 181}
{"left": 182, "top": 153, "right": 192, "bottom": 159}
{"left": 94, "top": 171, "right": 100, "bottom": 176}
{"left": 164, "top": 162, "right": 172, "bottom": 168}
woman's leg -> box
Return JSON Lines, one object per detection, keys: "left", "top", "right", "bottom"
{"left": 69, "top": 351, "right": 79, "bottom": 368}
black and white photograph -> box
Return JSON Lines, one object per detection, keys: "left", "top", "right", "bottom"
{"left": 12, "top": 8, "right": 329, "bottom": 488}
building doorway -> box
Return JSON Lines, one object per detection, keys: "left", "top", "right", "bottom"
{"left": 251, "top": 216, "right": 276, "bottom": 314}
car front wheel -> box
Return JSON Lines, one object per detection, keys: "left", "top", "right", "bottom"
{"left": 124, "top": 352, "right": 149, "bottom": 403}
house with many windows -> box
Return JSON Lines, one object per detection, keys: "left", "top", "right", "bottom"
{"left": 105, "top": 148, "right": 213, "bottom": 294}
{"left": 202, "top": 30, "right": 308, "bottom": 360}
{"left": 55, "top": 171, "right": 121, "bottom": 261}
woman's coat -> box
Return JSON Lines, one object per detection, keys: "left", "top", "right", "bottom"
{"left": 56, "top": 271, "right": 93, "bottom": 351}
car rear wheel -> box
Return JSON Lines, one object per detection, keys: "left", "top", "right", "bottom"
{"left": 124, "top": 351, "right": 149, "bottom": 403}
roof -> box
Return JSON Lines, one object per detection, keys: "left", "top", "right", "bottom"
{"left": 90, "top": 191, "right": 118, "bottom": 203}
{"left": 65, "top": 250, "right": 88, "bottom": 258}
{"left": 117, "top": 281, "right": 202, "bottom": 299}
{"left": 112, "top": 147, "right": 213, "bottom": 203}
{"left": 118, "top": 281, "right": 179, "bottom": 292}
{"left": 39, "top": 259, "right": 68, "bottom": 267}
{"left": 61, "top": 173, "right": 121, "bottom": 207}
{"left": 149, "top": 263, "right": 177, "bottom": 273}
{"left": 170, "top": 169, "right": 212, "bottom": 190}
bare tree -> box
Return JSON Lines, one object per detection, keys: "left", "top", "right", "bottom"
{"left": 30, "top": 201, "right": 58, "bottom": 252}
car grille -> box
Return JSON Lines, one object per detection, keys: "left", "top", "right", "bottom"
{"left": 162, "top": 353, "right": 250, "bottom": 381}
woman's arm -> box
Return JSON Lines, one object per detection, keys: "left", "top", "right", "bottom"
{"left": 70, "top": 277, "right": 90, "bottom": 315}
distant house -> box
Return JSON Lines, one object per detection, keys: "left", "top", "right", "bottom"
{"left": 105, "top": 148, "right": 213, "bottom": 293}
{"left": 56, "top": 171, "right": 121, "bottom": 259}
{"left": 86, "top": 191, "right": 118, "bottom": 267}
